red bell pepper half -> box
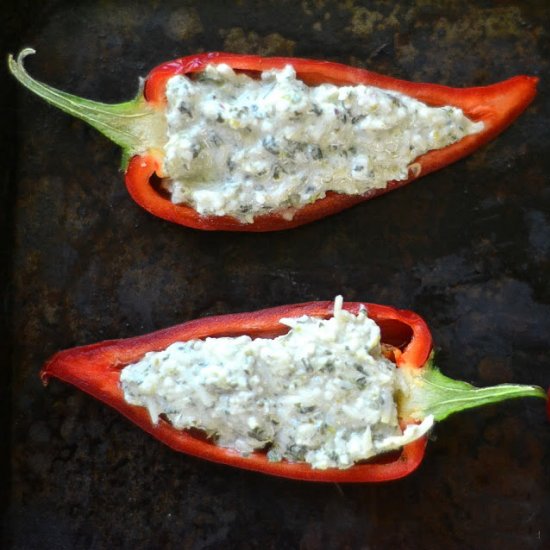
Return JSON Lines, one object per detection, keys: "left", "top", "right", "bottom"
{"left": 9, "top": 49, "right": 537, "bottom": 231}
{"left": 41, "top": 301, "right": 546, "bottom": 482}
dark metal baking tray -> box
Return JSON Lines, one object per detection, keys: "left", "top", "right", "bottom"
{"left": 2, "top": 1, "right": 549, "bottom": 548}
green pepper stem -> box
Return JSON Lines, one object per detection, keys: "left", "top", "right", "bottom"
{"left": 8, "top": 48, "right": 166, "bottom": 168}
{"left": 400, "top": 359, "right": 547, "bottom": 422}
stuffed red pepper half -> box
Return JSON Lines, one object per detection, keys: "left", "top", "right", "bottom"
{"left": 41, "top": 297, "right": 546, "bottom": 482}
{"left": 9, "top": 49, "right": 537, "bottom": 231}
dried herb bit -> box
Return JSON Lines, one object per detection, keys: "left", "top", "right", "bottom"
{"left": 319, "top": 422, "right": 329, "bottom": 435}
{"left": 354, "top": 363, "right": 367, "bottom": 374}
{"left": 308, "top": 145, "right": 323, "bottom": 160}
{"left": 321, "top": 361, "right": 335, "bottom": 373}
{"left": 355, "top": 376, "right": 367, "bottom": 390}
{"left": 178, "top": 102, "right": 193, "bottom": 117}
{"left": 267, "top": 448, "right": 282, "bottom": 462}
{"left": 295, "top": 404, "right": 316, "bottom": 414}
{"left": 191, "top": 143, "right": 202, "bottom": 159}
{"left": 328, "top": 451, "right": 339, "bottom": 463}
{"left": 301, "top": 358, "right": 314, "bottom": 373}
{"left": 262, "top": 136, "right": 279, "bottom": 155}
{"left": 209, "top": 132, "right": 223, "bottom": 146}
{"left": 390, "top": 96, "right": 402, "bottom": 107}
{"left": 287, "top": 444, "right": 308, "bottom": 461}
{"left": 247, "top": 426, "right": 269, "bottom": 441}
{"left": 310, "top": 103, "right": 323, "bottom": 116}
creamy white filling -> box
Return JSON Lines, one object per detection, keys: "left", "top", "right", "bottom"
{"left": 120, "top": 297, "right": 433, "bottom": 469}
{"left": 162, "top": 63, "right": 483, "bottom": 222}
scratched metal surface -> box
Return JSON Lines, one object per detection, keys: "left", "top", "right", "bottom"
{"left": 2, "top": 0, "right": 550, "bottom": 548}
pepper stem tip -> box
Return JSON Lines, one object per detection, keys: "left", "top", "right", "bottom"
{"left": 8, "top": 48, "right": 167, "bottom": 167}
{"left": 400, "top": 360, "right": 547, "bottom": 423}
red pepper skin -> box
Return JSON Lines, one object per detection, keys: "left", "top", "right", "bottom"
{"left": 125, "top": 52, "right": 537, "bottom": 231}
{"left": 41, "top": 301, "right": 432, "bottom": 482}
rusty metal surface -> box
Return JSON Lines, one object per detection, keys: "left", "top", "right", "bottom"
{"left": 2, "top": 1, "right": 550, "bottom": 548}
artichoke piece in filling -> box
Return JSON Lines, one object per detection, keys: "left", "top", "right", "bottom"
{"left": 120, "top": 297, "right": 433, "bottom": 470}
{"left": 162, "top": 64, "right": 483, "bottom": 223}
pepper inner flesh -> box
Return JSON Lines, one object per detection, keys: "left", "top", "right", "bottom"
{"left": 120, "top": 297, "right": 434, "bottom": 470}
{"left": 160, "top": 63, "right": 483, "bottom": 222}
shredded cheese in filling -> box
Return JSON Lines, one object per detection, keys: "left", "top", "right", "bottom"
{"left": 120, "top": 297, "right": 433, "bottom": 470}
{"left": 162, "top": 64, "right": 483, "bottom": 222}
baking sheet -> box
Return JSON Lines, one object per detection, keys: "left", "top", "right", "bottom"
{"left": 2, "top": 1, "right": 549, "bottom": 548}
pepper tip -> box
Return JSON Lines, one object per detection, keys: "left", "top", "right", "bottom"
{"left": 8, "top": 47, "right": 36, "bottom": 76}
